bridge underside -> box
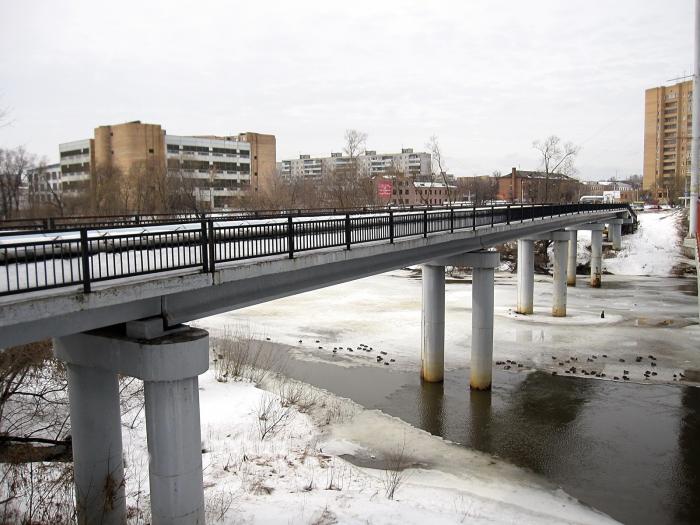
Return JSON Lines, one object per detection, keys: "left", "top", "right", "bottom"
{"left": 0, "top": 211, "right": 621, "bottom": 348}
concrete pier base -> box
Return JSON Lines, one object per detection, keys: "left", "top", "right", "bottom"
{"left": 516, "top": 239, "right": 534, "bottom": 314}
{"left": 421, "top": 264, "right": 445, "bottom": 382}
{"left": 55, "top": 320, "right": 209, "bottom": 525}
{"left": 567, "top": 230, "right": 578, "bottom": 286}
{"left": 590, "top": 229, "right": 603, "bottom": 288}
{"left": 63, "top": 363, "right": 125, "bottom": 525}
{"left": 552, "top": 237, "right": 568, "bottom": 317}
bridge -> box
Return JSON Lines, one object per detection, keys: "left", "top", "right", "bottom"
{"left": 0, "top": 203, "right": 634, "bottom": 524}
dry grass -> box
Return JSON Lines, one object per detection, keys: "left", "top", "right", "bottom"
{"left": 212, "top": 326, "right": 287, "bottom": 385}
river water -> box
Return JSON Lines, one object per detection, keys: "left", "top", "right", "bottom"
{"left": 277, "top": 352, "right": 699, "bottom": 525}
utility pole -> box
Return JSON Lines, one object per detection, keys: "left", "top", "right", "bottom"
{"left": 690, "top": 0, "right": 700, "bottom": 236}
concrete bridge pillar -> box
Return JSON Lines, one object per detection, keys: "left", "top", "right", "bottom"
{"left": 608, "top": 219, "right": 623, "bottom": 250}
{"left": 551, "top": 232, "right": 569, "bottom": 317}
{"left": 421, "top": 264, "right": 445, "bottom": 383}
{"left": 567, "top": 230, "right": 578, "bottom": 286}
{"left": 62, "top": 363, "right": 125, "bottom": 525}
{"left": 590, "top": 227, "right": 604, "bottom": 288}
{"left": 428, "top": 251, "right": 500, "bottom": 390}
{"left": 468, "top": 251, "right": 500, "bottom": 390}
{"left": 516, "top": 239, "right": 534, "bottom": 314}
{"left": 55, "top": 319, "right": 209, "bottom": 525}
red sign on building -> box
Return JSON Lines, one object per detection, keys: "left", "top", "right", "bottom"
{"left": 377, "top": 179, "right": 393, "bottom": 198}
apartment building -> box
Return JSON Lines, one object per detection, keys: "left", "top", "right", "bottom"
{"left": 643, "top": 80, "right": 693, "bottom": 201}
{"left": 25, "top": 163, "right": 63, "bottom": 207}
{"left": 56, "top": 121, "right": 276, "bottom": 208}
{"left": 279, "top": 148, "right": 431, "bottom": 180}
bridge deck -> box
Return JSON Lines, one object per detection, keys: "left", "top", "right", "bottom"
{"left": 0, "top": 204, "right": 629, "bottom": 347}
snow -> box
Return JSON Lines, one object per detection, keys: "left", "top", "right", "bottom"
{"left": 603, "top": 210, "right": 689, "bottom": 276}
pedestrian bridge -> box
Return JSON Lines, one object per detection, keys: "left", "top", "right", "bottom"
{"left": 0, "top": 203, "right": 634, "bottom": 524}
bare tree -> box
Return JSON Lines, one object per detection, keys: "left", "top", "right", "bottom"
{"left": 0, "top": 146, "right": 35, "bottom": 219}
{"left": 455, "top": 176, "right": 498, "bottom": 205}
{"left": 324, "top": 129, "right": 370, "bottom": 208}
{"left": 427, "top": 135, "right": 454, "bottom": 204}
{"left": 343, "top": 129, "right": 368, "bottom": 159}
{"left": 532, "top": 135, "right": 580, "bottom": 202}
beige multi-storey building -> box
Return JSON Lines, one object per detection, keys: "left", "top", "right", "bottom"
{"left": 57, "top": 121, "right": 276, "bottom": 208}
{"left": 643, "top": 80, "right": 693, "bottom": 201}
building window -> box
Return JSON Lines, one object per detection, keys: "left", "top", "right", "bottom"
{"left": 149, "top": 148, "right": 154, "bottom": 154}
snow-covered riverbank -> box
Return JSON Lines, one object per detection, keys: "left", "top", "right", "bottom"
{"left": 117, "top": 370, "right": 618, "bottom": 524}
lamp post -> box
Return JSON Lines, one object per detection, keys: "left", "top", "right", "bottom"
{"left": 690, "top": 0, "right": 700, "bottom": 236}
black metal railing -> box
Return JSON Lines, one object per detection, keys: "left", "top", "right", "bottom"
{"left": 0, "top": 203, "right": 630, "bottom": 297}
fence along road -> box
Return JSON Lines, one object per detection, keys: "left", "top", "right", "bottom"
{"left": 0, "top": 203, "right": 631, "bottom": 348}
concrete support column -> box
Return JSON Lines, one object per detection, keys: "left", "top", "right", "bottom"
{"left": 609, "top": 220, "right": 623, "bottom": 251}
{"left": 590, "top": 229, "right": 603, "bottom": 288}
{"left": 471, "top": 263, "right": 496, "bottom": 390}
{"left": 421, "top": 264, "right": 445, "bottom": 382}
{"left": 567, "top": 230, "right": 578, "bottom": 286}
{"left": 516, "top": 239, "right": 534, "bottom": 314}
{"left": 55, "top": 320, "right": 209, "bottom": 525}
{"left": 552, "top": 238, "right": 568, "bottom": 317}
{"left": 145, "top": 377, "right": 205, "bottom": 525}
{"left": 63, "top": 363, "right": 125, "bottom": 525}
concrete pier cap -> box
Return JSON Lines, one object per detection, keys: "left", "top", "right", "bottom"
{"left": 54, "top": 319, "right": 209, "bottom": 525}
{"left": 55, "top": 323, "right": 209, "bottom": 382}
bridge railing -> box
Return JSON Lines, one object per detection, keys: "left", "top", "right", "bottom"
{"left": 0, "top": 203, "right": 630, "bottom": 297}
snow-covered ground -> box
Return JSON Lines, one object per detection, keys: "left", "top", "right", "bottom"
{"left": 603, "top": 209, "right": 691, "bottom": 276}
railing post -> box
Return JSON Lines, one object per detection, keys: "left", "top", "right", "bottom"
{"left": 80, "top": 228, "right": 91, "bottom": 294}
{"left": 506, "top": 204, "right": 511, "bottom": 225}
{"left": 200, "top": 221, "right": 209, "bottom": 272}
{"left": 423, "top": 209, "right": 428, "bottom": 237}
{"left": 473, "top": 204, "right": 477, "bottom": 231}
{"left": 389, "top": 211, "right": 395, "bottom": 243}
{"left": 490, "top": 205, "right": 494, "bottom": 227}
{"left": 521, "top": 203, "right": 524, "bottom": 223}
{"left": 288, "top": 216, "right": 295, "bottom": 258}
{"left": 345, "top": 214, "right": 351, "bottom": 250}
{"left": 134, "top": 214, "right": 140, "bottom": 225}
{"left": 207, "top": 219, "right": 216, "bottom": 272}
{"left": 450, "top": 208, "right": 454, "bottom": 233}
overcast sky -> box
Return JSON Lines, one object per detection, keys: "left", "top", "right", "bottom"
{"left": 0, "top": 0, "right": 694, "bottom": 179}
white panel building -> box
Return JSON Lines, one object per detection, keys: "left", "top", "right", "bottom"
{"left": 164, "top": 135, "right": 252, "bottom": 206}
{"left": 279, "top": 148, "right": 432, "bottom": 180}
